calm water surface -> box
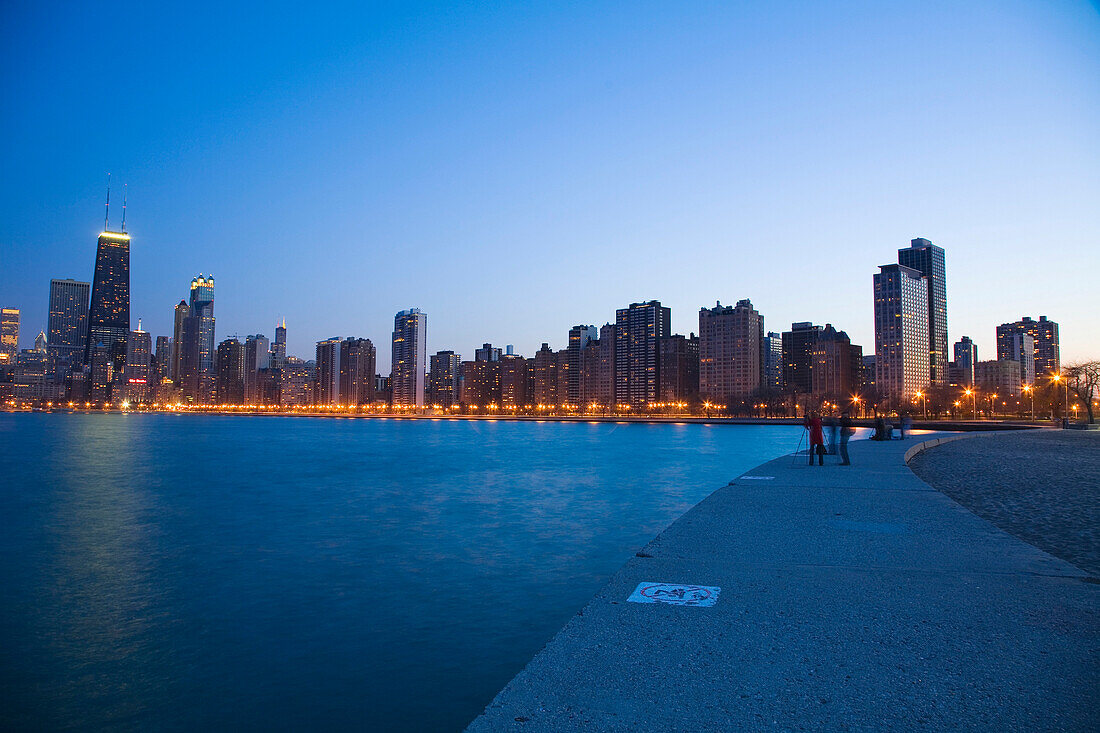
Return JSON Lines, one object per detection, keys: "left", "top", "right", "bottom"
{"left": 0, "top": 414, "right": 799, "bottom": 731}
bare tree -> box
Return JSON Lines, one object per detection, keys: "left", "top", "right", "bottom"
{"left": 1065, "top": 361, "right": 1099, "bottom": 424}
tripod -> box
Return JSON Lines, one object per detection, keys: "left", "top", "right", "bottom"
{"left": 790, "top": 427, "right": 808, "bottom": 467}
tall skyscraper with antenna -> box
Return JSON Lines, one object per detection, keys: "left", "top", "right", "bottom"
{"left": 272, "top": 320, "right": 287, "bottom": 368}
{"left": 85, "top": 177, "right": 131, "bottom": 401}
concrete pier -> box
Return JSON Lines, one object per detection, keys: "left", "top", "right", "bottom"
{"left": 467, "top": 433, "right": 1100, "bottom": 731}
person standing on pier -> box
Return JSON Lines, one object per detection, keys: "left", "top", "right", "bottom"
{"left": 804, "top": 412, "right": 825, "bottom": 466}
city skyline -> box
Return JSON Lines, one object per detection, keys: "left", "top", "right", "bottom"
{"left": 2, "top": 2, "right": 1098, "bottom": 368}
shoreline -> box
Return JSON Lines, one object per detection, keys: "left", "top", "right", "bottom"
{"left": 1, "top": 408, "right": 1045, "bottom": 432}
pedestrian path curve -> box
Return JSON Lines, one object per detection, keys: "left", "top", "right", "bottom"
{"left": 467, "top": 432, "right": 1100, "bottom": 731}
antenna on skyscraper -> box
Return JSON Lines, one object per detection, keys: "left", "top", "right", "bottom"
{"left": 121, "top": 184, "right": 127, "bottom": 233}
{"left": 104, "top": 173, "right": 111, "bottom": 231}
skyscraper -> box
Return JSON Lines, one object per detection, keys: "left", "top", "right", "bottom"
{"left": 952, "top": 336, "right": 977, "bottom": 387}
{"left": 85, "top": 231, "right": 131, "bottom": 377}
{"left": 657, "top": 333, "right": 699, "bottom": 405}
{"left": 244, "top": 334, "right": 271, "bottom": 402}
{"left": 47, "top": 279, "right": 90, "bottom": 376}
{"left": 566, "top": 325, "right": 598, "bottom": 406}
{"left": 391, "top": 308, "right": 426, "bottom": 408}
{"left": 339, "top": 337, "right": 376, "bottom": 406}
{"left": 580, "top": 323, "right": 616, "bottom": 409}
{"left": 781, "top": 322, "right": 822, "bottom": 396}
{"left": 124, "top": 323, "right": 153, "bottom": 404}
{"left": 272, "top": 320, "right": 287, "bottom": 368}
{"left": 997, "top": 316, "right": 1059, "bottom": 379}
{"left": 897, "top": 238, "right": 948, "bottom": 387}
{"left": 1, "top": 308, "right": 20, "bottom": 362}
{"left": 996, "top": 331, "right": 1035, "bottom": 386}
{"left": 615, "top": 300, "right": 671, "bottom": 410}
{"left": 315, "top": 337, "right": 342, "bottom": 406}
{"left": 170, "top": 300, "right": 188, "bottom": 384}
{"left": 500, "top": 354, "right": 528, "bottom": 409}
{"left": 181, "top": 275, "right": 216, "bottom": 403}
{"left": 215, "top": 338, "right": 245, "bottom": 404}
{"left": 428, "top": 350, "right": 461, "bottom": 407}
{"left": 762, "top": 332, "right": 783, "bottom": 392}
{"left": 533, "top": 343, "right": 559, "bottom": 406}
{"left": 810, "top": 325, "right": 861, "bottom": 399}
{"left": 873, "top": 263, "right": 930, "bottom": 400}
{"left": 698, "top": 300, "right": 763, "bottom": 407}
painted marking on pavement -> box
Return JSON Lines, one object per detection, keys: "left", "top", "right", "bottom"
{"left": 627, "top": 582, "right": 720, "bottom": 607}
{"left": 829, "top": 519, "right": 908, "bottom": 534}
{"left": 739, "top": 475, "right": 775, "bottom": 480}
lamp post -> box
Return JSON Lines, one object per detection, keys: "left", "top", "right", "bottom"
{"left": 964, "top": 388, "right": 976, "bottom": 420}
{"left": 1051, "top": 373, "right": 1069, "bottom": 427}
{"left": 915, "top": 391, "right": 927, "bottom": 419}
{"left": 1022, "top": 384, "right": 1034, "bottom": 421}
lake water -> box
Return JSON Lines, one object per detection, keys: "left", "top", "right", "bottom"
{"left": 0, "top": 413, "right": 799, "bottom": 731}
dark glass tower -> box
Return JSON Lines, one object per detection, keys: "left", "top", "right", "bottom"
{"left": 181, "top": 275, "right": 216, "bottom": 403}
{"left": 48, "top": 279, "right": 90, "bottom": 365}
{"left": 614, "top": 300, "right": 671, "bottom": 410}
{"left": 84, "top": 231, "right": 131, "bottom": 374}
{"left": 897, "top": 238, "right": 947, "bottom": 387}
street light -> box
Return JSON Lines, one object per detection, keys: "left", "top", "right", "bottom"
{"left": 1022, "top": 384, "right": 1034, "bottom": 421}
{"left": 964, "top": 388, "right": 976, "bottom": 420}
{"left": 914, "top": 391, "right": 927, "bottom": 419}
{"left": 1051, "top": 373, "right": 1069, "bottom": 427}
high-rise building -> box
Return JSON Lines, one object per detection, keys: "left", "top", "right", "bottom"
{"left": 500, "top": 354, "right": 528, "bottom": 409}
{"left": 873, "top": 263, "right": 930, "bottom": 400}
{"left": 280, "top": 356, "right": 314, "bottom": 407}
{"left": 154, "top": 335, "right": 170, "bottom": 381}
{"left": 0, "top": 307, "right": 19, "bottom": 362}
{"left": 170, "top": 300, "right": 188, "bottom": 384}
{"left": 996, "top": 332, "right": 1035, "bottom": 386}
{"left": 314, "top": 337, "right": 342, "bottom": 405}
{"left": 180, "top": 275, "right": 216, "bottom": 403}
{"left": 952, "top": 336, "right": 977, "bottom": 387}
{"left": 47, "top": 280, "right": 90, "bottom": 380}
{"left": 215, "top": 338, "right": 245, "bottom": 404}
{"left": 810, "top": 324, "right": 861, "bottom": 399}
{"left": 85, "top": 231, "right": 131, "bottom": 383}
{"left": 339, "top": 337, "right": 376, "bottom": 406}
{"left": 461, "top": 360, "right": 501, "bottom": 407}
{"left": 244, "top": 334, "right": 271, "bottom": 402}
{"left": 533, "top": 343, "right": 559, "bottom": 406}
{"left": 897, "top": 238, "right": 948, "bottom": 387}
{"left": 566, "top": 325, "right": 598, "bottom": 406}
{"left": 762, "top": 332, "right": 783, "bottom": 392}
{"left": 13, "top": 345, "right": 49, "bottom": 402}
{"left": 124, "top": 323, "right": 153, "bottom": 404}
{"left": 861, "top": 355, "right": 877, "bottom": 392}
{"left": 615, "top": 301, "right": 671, "bottom": 410}
{"left": 697, "top": 299, "right": 762, "bottom": 408}
{"left": 428, "top": 350, "right": 461, "bottom": 407}
{"left": 580, "top": 323, "right": 615, "bottom": 409}
{"left": 781, "top": 322, "right": 821, "bottom": 396}
{"left": 475, "top": 343, "right": 501, "bottom": 362}
{"left": 997, "top": 316, "right": 1059, "bottom": 380}
{"left": 391, "top": 308, "right": 426, "bottom": 408}
{"left": 658, "top": 334, "right": 699, "bottom": 405}
{"left": 272, "top": 320, "right": 287, "bottom": 368}
{"left": 976, "top": 359, "right": 1022, "bottom": 399}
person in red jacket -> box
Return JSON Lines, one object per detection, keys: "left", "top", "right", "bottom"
{"left": 804, "top": 411, "right": 825, "bottom": 466}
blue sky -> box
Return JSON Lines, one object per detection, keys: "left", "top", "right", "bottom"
{"left": 2, "top": 1, "right": 1098, "bottom": 370}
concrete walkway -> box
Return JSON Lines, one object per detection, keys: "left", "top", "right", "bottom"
{"left": 467, "top": 433, "right": 1100, "bottom": 731}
